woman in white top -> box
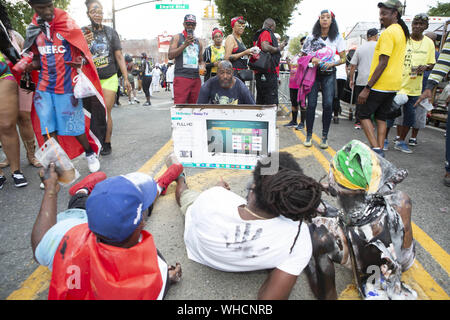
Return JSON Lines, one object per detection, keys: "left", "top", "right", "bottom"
{"left": 301, "top": 10, "right": 346, "bottom": 149}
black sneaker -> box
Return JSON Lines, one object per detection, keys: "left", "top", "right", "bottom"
{"left": 100, "top": 142, "right": 112, "bottom": 156}
{"left": 12, "top": 171, "right": 28, "bottom": 188}
{"left": 408, "top": 138, "right": 417, "bottom": 146}
{"left": 0, "top": 175, "right": 6, "bottom": 190}
{"left": 283, "top": 120, "right": 297, "bottom": 128}
{"left": 143, "top": 101, "right": 152, "bottom": 106}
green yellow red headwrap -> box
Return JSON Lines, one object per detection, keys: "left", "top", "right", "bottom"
{"left": 330, "top": 140, "right": 382, "bottom": 194}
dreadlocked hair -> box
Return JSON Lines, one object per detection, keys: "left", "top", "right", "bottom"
{"left": 0, "top": 0, "right": 13, "bottom": 31}
{"left": 387, "top": 8, "right": 409, "bottom": 41}
{"left": 252, "top": 152, "right": 325, "bottom": 253}
{"left": 397, "top": 14, "right": 410, "bottom": 41}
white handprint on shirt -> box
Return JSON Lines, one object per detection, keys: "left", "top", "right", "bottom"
{"left": 225, "top": 223, "right": 270, "bottom": 258}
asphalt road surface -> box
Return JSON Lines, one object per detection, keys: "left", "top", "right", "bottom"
{"left": 0, "top": 88, "right": 448, "bottom": 300}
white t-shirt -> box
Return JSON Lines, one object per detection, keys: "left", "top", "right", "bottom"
{"left": 184, "top": 187, "right": 312, "bottom": 276}
{"left": 350, "top": 41, "right": 377, "bottom": 86}
{"left": 301, "top": 34, "right": 346, "bottom": 59}
{"left": 166, "top": 65, "right": 175, "bottom": 82}
{"left": 336, "top": 63, "right": 347, "bottom": 80}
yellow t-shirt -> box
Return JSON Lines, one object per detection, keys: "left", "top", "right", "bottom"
{"left": 210, "top": 46, "right": 225, "bottom": 74}
{"left": 399, "top": 36, "right": 436, "bottom": 96}
{"left": 369, "top": 24, "right": 406, "bottom": 92}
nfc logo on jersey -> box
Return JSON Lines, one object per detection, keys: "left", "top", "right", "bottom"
{"left": 38, "top": 45, "right": 67, "bottom": 55}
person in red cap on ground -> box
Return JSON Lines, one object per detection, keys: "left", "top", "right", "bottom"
{"left": 31, "top": 161, "right": 184, "bottom": 300}
{"left": 224, "top": 16, "right": 254, "bottom": 82}
{"left": 168, "top": 14, "right": 205, "bottom": 104}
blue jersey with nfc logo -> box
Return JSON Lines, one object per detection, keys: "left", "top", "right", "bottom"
{"left": 32, "top": 31, "right": 81, "bottom": 94}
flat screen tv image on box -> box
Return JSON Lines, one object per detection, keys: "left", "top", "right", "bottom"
{"left": 207, "top": 120, "right": 269, "bottom": 156}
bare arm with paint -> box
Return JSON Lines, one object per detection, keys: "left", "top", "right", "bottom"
{"left": 31, "top": 163, "right": 60, "bottom": 260}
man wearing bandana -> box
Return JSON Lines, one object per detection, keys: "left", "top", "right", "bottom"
{"left": 306, "top": 140, "right": 417, "bottom": 300}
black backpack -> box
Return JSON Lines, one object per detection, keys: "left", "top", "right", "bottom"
{"left": 248, "top": 28, "right": 281, "bottom": 73}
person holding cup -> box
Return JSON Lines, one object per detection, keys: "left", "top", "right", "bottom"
{"left": 224, "top": 16, "right": 255, "bottom": 82}
{"left": 390, "top": 13, "right": 435, "bottom": 154}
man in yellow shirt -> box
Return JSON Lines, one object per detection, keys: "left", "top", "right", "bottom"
{"left": 389, "top": 14, "right": 436, "bottom": 154}
{"left": 357, "top": 0, "right": 409, "bottom": 157}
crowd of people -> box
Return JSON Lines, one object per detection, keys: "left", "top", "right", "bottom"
{"left": 0, "top": 0, "right": 449, "bottom": 301}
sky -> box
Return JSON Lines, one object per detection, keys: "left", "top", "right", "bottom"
{"left": 68, "top": 0, "right": 441, "bottom": 40}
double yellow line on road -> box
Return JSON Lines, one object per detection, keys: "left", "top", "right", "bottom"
{"left": 7, "top": 127, "right": 449, "bottom": 300}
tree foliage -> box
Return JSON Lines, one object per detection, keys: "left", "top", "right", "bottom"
{"left": 2, "top": 0, "right": 70, "bottom": 36}
{"left": 427, "top": 1, "right": 450, "bottom": 17}
{"left": 215, "top": 0, "right": 302, "bottom": 47}
{"left": 288, "top": 32, "right": 308, "bottom": 57}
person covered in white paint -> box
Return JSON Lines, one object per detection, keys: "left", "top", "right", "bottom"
{"left": 151, "top": 64, "right": 161, "bottom": 94}
{"left": 166, "top": 61, "right": 175, "bottom": 99}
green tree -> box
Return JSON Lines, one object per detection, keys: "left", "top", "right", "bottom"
{"left": 2, "top": 0, "right": 70, "bottom": 36}
{"left": 215, "top": 0, "right": 302, "bottom": 47}
{"left": 288, "top": 32, "right": 307, "bottom": 57}
{"left": 427, "top": 1, "right": 450, "bottom": 17}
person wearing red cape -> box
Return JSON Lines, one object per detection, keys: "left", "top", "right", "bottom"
{"left": 23, "top": 0, "right": 106, "bottom": 173}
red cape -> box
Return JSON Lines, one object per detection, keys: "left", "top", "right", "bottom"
{"left": 48, "top": 224, "right": 164, "bottom": 300}
{"left": 30, "top": 8, "right": 106, "bottom": 159}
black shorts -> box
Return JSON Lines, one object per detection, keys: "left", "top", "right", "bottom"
{"left": 359, "top": 90, "right": 395, "bottom": 121}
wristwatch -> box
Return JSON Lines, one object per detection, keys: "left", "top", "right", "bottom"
{"left": 365, "top": 84, "right": 372, "bottom": 90}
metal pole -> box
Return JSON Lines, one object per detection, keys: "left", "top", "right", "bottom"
{"left": 112, "top": 0, "right": 116, "bottom": 30}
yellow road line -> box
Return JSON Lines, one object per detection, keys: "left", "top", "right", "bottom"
{"left": 7, "top": 140, "right": 174, "bottom": 300}
{"left": 137, "top": 140, "right": 174, "bottom": 175}
{"left": 411, "top": 224, "right": 450, "bottom": 277}
{"left": 290, "top": 123, "right": 449, "bottom": 300}
{"left": 6, "top": 266, "right": 51, "bottom": 300}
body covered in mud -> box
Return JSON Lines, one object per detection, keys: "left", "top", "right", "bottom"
{"left": 306, "top": 140, "right": 417, "bottom": 300}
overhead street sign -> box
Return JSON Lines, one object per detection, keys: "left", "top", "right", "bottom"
{"left": 156, "top": 4, "right": 189, "bottom": 9}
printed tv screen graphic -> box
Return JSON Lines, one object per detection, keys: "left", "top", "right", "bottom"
{"left": 207, "top": 120, "right": 269, "bottom": 156}
{"left": 171, "top": 105, "right": 277, "bottom": 170}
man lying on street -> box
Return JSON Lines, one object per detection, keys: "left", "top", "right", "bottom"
{"left": 167, "top": 152, "right": 322, "bottom": 300}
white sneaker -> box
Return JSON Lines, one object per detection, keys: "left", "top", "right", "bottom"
{"left": 86, "top": 153, "right": 100, "bottom": 173}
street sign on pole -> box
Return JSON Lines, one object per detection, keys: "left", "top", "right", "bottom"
{"left": 156, "top": 4, "right": 189, "bottom": 9}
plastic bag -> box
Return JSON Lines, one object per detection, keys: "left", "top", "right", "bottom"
{"left": 73, "top": 68, "right": 97, "bottom": 99}
{"left": 35, "top": 137, "right": 80, "bottom": 185}
{"left": 393, "top": 93, "right": 408, "bottom": 106}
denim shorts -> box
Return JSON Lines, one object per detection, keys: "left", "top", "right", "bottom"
{"left": 394, "top": 96, "right": 419, "bottom": 127}
{"left": 34, "top": 90, "right": 85, "bottom": 136}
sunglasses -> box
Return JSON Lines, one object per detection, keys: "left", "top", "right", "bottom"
{"left": 89, "top": 10, "right": 103, "bottom": 15}
{"left": 414, "top": 13, "right": 429, "bottom": 21}
{"left": 185, "top": 22, "right": 196, "bottom": 27}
